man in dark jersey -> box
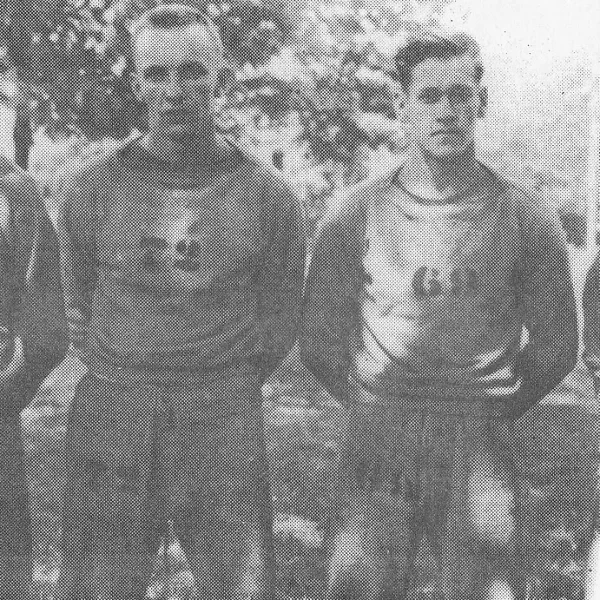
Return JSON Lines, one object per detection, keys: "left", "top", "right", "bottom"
{"left": 0, "top": 156, "right": 67, "bottom": 599}
{"left": 301, "top": 30, "right": 577, "bottom": 600}
{"left": 54, "top": 5, "right": 305, "bottom": 599}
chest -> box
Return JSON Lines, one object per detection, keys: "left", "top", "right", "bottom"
{"left": 94, "top": 178, "right": 265, "bottom": 289}
{"left": 361, "top": 202, "right": 519, "bottom": 300}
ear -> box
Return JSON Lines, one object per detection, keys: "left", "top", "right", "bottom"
{"left": 217, "top": 66, "right": 235, "bottom": 92}
{"left": 392, "top": 84, "right": 407, "bottom": 119}
{"left": 477, "top": 86, "right": 488, "bottom": 118}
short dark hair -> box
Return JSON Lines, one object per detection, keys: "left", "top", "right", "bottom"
{"left": 394, "top": 30, "right": 483, "bottom": 91}
{"left": 131, "top": 3, "right": 223, "bottom": 54}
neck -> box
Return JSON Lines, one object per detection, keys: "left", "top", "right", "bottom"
{"left": 142, "top": 126, "right": 221, "bottom": 170}
{"left": 400, "top": 144, "right": 481, "bottom": 202}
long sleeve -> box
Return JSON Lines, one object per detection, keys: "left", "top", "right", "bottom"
{"left": 257, "top": 175, "right": 306, "bottom": 380}
{"left": 54, "top": 167, "right": 98, "bottom": 360}
{"left": 300, "top": 199, "right": 364, "bottom": 403}
{"left": 583, "top": 253, "right": 600, "bottom": 389}
{"left": 13, "top": 180, "right": 68, "bottom": 397}
{"left": 513, "top": 200, "right": 578, "bottom": 417}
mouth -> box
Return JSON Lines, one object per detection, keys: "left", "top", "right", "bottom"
{"left": 163, "top": 108, "right": 188, "bottom": 122}
{"left": 432, "top": 129, "right": 463, "bottom": 137}
{"left": 173, "top": 259, "right": 201, "bottom": 273}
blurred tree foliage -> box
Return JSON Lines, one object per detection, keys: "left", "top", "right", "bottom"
{"left": 0, "top": 0, "right": 458, "bottom": 188}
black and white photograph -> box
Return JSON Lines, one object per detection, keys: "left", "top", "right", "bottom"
{"left": 0, "top": 0, "right": 597, "bottom": 598}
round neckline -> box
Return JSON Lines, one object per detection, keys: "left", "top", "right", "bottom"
{"left": 390, "top": 161, "right": 499, "bottom": 207}
{"left": 385, "top": 162, "right": 502, "bottom": 221}
{"left": 116, "top": 134, "right": 248, "bottom": 188}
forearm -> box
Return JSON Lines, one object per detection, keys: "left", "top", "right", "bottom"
{"left": 515, "top": 199, "right": 578, "bottom": 418}
{"left": 258, "top": 179, "right": 306, "bottom": 379}
{"left": 583, "top": 256, "right": 600, "bottom": 393}
{"left": 10, "top": 184, "right": 68, "bottom": 397}
{"left": 513, "top": 339, "right": 577, "bottom": 417}
{"left": 299, "top": 243, "right": 357, "bottom": 405}
{"left": 258, "top": 266, "right": 305, "bottom": 378}
{"left": 300, "top": 344, "right": 350, "bottom": 402}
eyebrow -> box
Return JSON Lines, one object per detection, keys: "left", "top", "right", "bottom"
{"left": 142, "top": 65, "right": 168, "bottom": 79}
{"left": 178, "top": 61, "right": 209, "bottom": 76}
{"left": 141, "top": 61, "right": 209, "bottom": 79}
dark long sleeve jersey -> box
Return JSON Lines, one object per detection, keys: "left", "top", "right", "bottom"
{"left": 301, "top": 165, "right": 578, "bottom": 416}
{"left": 0, "top": 157, "right": 68, "bottom": 402}
{"left": 55, "top": 139, "right": 305, "bottom": 382}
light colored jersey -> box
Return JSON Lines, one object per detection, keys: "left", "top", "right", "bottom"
{"left": 356, "top": 170, "right": 522, "bottom": 400}
{"left": 301, "top": 165, "right": 577, "bottom": 412}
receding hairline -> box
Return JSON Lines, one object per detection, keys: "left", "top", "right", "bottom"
{"left": 130, "top": 4, "right": 224, "bottom": 56}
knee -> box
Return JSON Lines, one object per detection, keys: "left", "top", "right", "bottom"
{"left": 467, "top": 456, "right": 517, "bottom": 552}
{"left": 327, "top": 562, "right": 383, "bottom": 600}
{"left": 232, "top": 525, "right": 274, "bottom": 595}
{"left": 192, "top": 523, "right": 274, "bottom": 600}
{"left": 327, "top": 530, "right": 389, "bottom": 600}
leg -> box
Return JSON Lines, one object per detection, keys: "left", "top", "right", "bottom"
{"left": 54, "top": 375, "right": 159, "bottom": 600}
{"left": 585, "top": 531, "right": 600, "bottom": 598}
{"left": 433, "top": 416, "right": 525, "bottom": 600}
{"left": 326, "top": 494, "right": 419, "bottom": 600}
{"left": 326, "top": 403, "right": 421, "bottom": 600}
{"left": 585, "top": 476, "right": 600, "bottom": 598}
{"left": 0, "top": 416, "right": 32, "bottom": 600}
{"left": 170, "top": 370, "right": 275, "bottom": 600}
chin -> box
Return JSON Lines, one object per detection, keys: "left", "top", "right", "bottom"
{"left": 425, "top": 143, "right": 471, "bottom": 161}
{"left": 166, "top": 127, "right": 195, "bottom": 142}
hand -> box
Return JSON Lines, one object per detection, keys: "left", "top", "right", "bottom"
{"left": 68, "top": 319, "right": 89, "bottom": 361}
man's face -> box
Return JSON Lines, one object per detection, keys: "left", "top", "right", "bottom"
{"left": 401, "top": 53, "right": 486, "bottom": 160}
{"left": 133, "top": 24, "right": 222, "bottom": 143}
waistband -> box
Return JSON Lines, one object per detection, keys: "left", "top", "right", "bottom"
{"left": 86, "top": 355, "right": 258, "bottom": 387}
{"left": 350, "top": 377, "right": 512, "bottom": 419}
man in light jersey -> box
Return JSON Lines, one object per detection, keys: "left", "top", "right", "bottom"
{"left": 301, "top": 30, "right": 577, "bottom": 600}
{"left": 54, "top": 5, "right": 305, "bottom": 599}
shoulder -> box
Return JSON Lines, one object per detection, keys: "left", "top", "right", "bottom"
{"left": 237, "top": 154, "right": 304, "bottom": 226}
{"left": 320, "top": 167, "right": 397, "bottom": 236}
{"left": 478, "top": 163, "right": 566, "bottom": 246}
{"left": 53, "top": 136, "right": 129, "bottom": 198}
{"left": 483, "top": 165, "right": 553, "bottom": 222}
{"left": 243, "top": 154, "right": 297, "bottom": 202}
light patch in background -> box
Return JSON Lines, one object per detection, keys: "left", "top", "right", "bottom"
{"left": 436, "top": 0, "right": 600, "bottom": 218}
{"left": 465, "top": 0, "right": 599, "bottom": 70}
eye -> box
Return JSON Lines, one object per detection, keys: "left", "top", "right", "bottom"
{"left": 179, "top": 62, "right": 209, "bottom": 80}
{"left": 417, "top": 88, "right": 443, "bottom": 105}
{"left": 447, "top": 85, "right": 475, "bottom": 104}
{"left": 143, "top": 66, "right": 168, "bottom": 82}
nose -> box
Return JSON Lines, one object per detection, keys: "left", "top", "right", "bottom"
{"left": 436, "top": 94, "right": 457, "bottom": 123}
{"left": 165, "top": 72, "right": 183, "bottom": 102}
